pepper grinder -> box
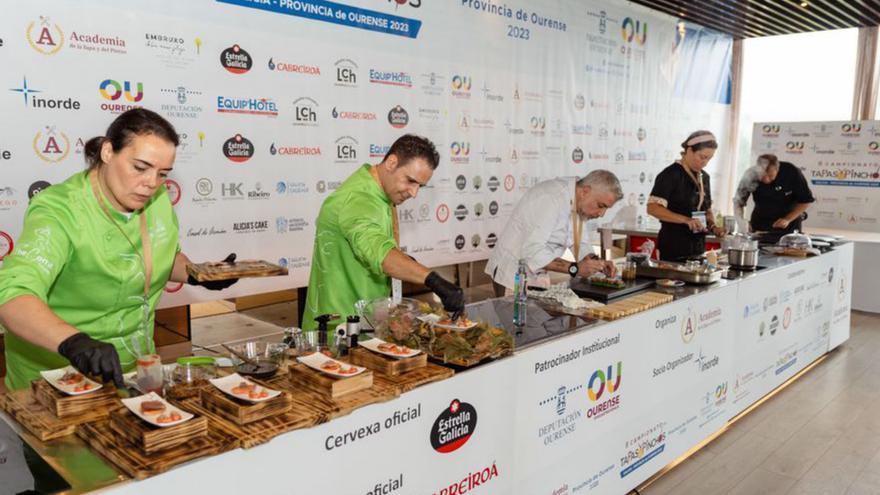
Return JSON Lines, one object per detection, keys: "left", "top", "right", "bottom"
{"left": 346, "top": 315, "right": 361, "bottom": 349}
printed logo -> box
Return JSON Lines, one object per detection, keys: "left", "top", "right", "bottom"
{"left": 334, "top": 136, "right": 359, "bottom": 163}
{"left": 334, "top": 58, "right": 359, "bottom": 87}
{"left": 450, "top": 142, "right": 470, "bottom": 164}
{"left": 455, "top": 204, "right": 468, "bottom": 221}
{"left": 620, "top": 423, "right": 666, "bottom": 479}
{"left": 621, "top": 17, "right": 647, "bottom": 45}
{"left": 9, "top": 76, "right": 81, "bottom": 110}
{"left": 159, "top": 86, "right": 203, "bottom": 119}
{"left": 164, "top": 179, "right": 181, "bottom": 206}
{"left": 387, "top": 105, "right": 409, "bottom": 128}
{"left": 369, "top": 69, "right": 412, "bottom": 87}
{"left": 436, "top": 204, "right": 450, "bottom": 223}
{"left": 454, "top": 234, "right": 466, "bottom": 250}
{"left": 785, "top": 141, "right": 804, "bottom": 154}
{"left": 455, "top": 175, "right": 467, "bottom": 191}
{"left": 232, "top": 220, "right": 269, "bottom": 234}
{"left": 217, "top": 96, "right": 278, "bottom": 116}
{"left": 292, "top": 97, "right": 319, "bottom": 126}
{"left": 223, "top": 134, "right": 255, "bottom": 163}
{"left": 574, "top": 93, "right": 585, "bottom": 110}
{"left": 269, "top": 142, "right": 321, "bottom": 156}
{"left": 841, "top": 123, "right": 861, "bottom": 137}
{"left": 486, "top": 233, "right": 497, "bottom": 248}
{"left": 504, "top": 174, "right": 515, "bottom": 192}
{"left": 267, "top": 57, "right": 320, "bottom": 75}
{"left": 471, "top": 234, "right": 481, "bottom": 248}
{"left": 221, "top": 44, "right": 252, "bottom": 74}
{"left": 26, "top": 16, "right": 64, "bottom": 55}
{"left": 0, "top": 231, "right": 13, "bottom": 260}
{"left": 430, "top": 399, "right": 476, "bottom": 453}
{"left": 99, "top": 79, "right": 144, "bottom": 114}
{"left": 451, "top": 74, "right": 472, "bottom": 99}
{"left": 28, "top": 180, "right": 51, "bottom": 200}
{"left": 487, "top": 176, "right": 499, "bottom": 192}
{"left": 488, "top": 200, "right": 499, "bottom": 216}
{"left": 332, "top": 106, "right": 377, "bottom": 121}
{"left": 33, "top": 126, "right": 70, "bottom": 163}
{"left": 586, "top": 362, "right": 622, "bottom": 420}
{"left": 572, "top": 147, "right": 584, "bottom": 164}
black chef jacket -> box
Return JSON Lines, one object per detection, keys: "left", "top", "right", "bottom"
{"left": 746, "top": 162, "right": 814, "bottom": 233}
{"left": 649, "top": 162, "right": 713, "bottom": 261}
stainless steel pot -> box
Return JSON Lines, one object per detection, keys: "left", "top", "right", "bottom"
{"left": 728, "top": 247, "right": 759, "bottom": 269}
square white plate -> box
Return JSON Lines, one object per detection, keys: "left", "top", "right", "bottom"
{"left": 40, "top": 367, "right": 102, "bottom": 396}
{"left": 209, "top": 373, "right": 281, "bottom": 403}
{"left": 296, "top": 353, "right": 366, "bottom": 378}
{"left": 121, "top": 392, "right": 193, "bottom": 428}
{"left": 359, "top": 338, "right": 421, "bottom": 359}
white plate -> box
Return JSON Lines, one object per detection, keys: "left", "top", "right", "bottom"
{"left": 296, "top": 353, "right": 366, "bottom": 378}
{"left": 40, "top": 367, "right": 103, "bottom": 396}
{"left": 657, "top": 279, "right": 685, "bottom": 287}
{"left": 417, "top": 314, "right": 478, "bottom": 331}
{"left": 121, "top": 392, "right": 193, "bottom": 428}
{"left": 209, "top": 373, "right": 281, "bottom": 403}
{"left": 359, "top": 338, "right": 421, "bottom": 359}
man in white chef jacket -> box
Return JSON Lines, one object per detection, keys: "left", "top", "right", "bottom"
{"left": 486, "top": 170, "right": 623, "bottom": 296}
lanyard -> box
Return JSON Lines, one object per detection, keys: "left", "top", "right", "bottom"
{"left": 88, "top": 169, "right": 153, "bottom": 302}
{"left": 571, "top": 182, "right": 584, "bottom": 261}
{"left": 678, "top": 160, "right": 705, "bottom": 211}
{"left": 368, "top": 166, "right": 399, "bottom": 244}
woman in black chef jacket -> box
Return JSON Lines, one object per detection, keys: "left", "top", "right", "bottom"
{"left": 647, "top": 130, "right": 726, "bottom": 261}
{"left": 732, "top": 153, "right": 814, "bottom": 234}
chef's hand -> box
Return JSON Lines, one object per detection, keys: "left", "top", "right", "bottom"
{"left": 425, "top": 272, "right": 465, "bottom": 317}
{"left": 578, "top": 258, "right": 615, "bottom": 277}
{"left": 685, "top": 218, "right": 705, "bottom": 233}
{"left": 188, "top": 253, "right": 239, "bottom": 290}
{"left": 773, "top": 218, "right": 791, "bottom": 230}
{"left": 710, "top": 225, "right": 727, "bottom": 237}
{"left": 58, "top": 333, "right": 124, "bottom": 388}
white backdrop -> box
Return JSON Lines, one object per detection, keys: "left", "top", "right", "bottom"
{"left": 751, "top": 120, "right": 880, "bottom": 232}
{"left": 0, "top": 0, "right": 733, "bottom": 307}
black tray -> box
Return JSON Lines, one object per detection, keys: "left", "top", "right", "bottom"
{"left": 569, "top": 277, "right": 656, "bottom": 303}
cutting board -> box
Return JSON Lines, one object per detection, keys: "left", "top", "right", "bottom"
{"left": 569, "top": 277, "right": 656, "bottom": 303}
{"left": 109, "top": 408, "right": 208, "bottom": 456}
{"left": 268, "top": 370, "right": 399, "bottom": 422}
{"left": 77, "top": 415, "right": 238, "bottom": 480}
{"left": 588, "top": 291, "right": 674, "bottom": 320}
{"left": 0, "top": 387, "right": 111, "bottom": 441}
{"left": 198, "top": 385, "right": 292, "bottom": 426}
{"left": 372, "top": 362, "right": 454, "bottom": 395}
{"left": 186, "top": 259, "right": 288, "bottom": 282}
{"left": 288, "top": 362, "right": 373, "bottom": 398}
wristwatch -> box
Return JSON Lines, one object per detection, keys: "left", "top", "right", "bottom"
{"left": 568, "top": 262, "right": 579, "bottom": 278}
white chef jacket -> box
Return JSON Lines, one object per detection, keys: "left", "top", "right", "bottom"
{"left": 486, "top": 177, "right": 593, "bottom": 290}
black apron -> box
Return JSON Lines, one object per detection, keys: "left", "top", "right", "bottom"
{"left": 750, "top": 183, "right": 802, "bottom": 233}
{"left": 654, "top": 163, "right": 710, "bottom": 262}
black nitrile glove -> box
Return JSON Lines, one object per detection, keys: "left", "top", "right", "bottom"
{"left": 188, "top": 253, "right": 239, "bottom": 290}
{"left": 425, "top": 271, "right": 465, "bottom": 317}
{"left": 57, "top": 333, "right": 124, "bottom": 388}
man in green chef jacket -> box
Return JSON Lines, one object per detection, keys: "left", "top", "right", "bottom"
{"left": 302, "top": 134, "right": 464, "bottom": 331}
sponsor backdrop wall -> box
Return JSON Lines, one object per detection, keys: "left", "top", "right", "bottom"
{"left": 751, "top": 120, "right": 880, "bottom": 232}
{"left": 0, "top": 0, "right": 732, "bottom": 306}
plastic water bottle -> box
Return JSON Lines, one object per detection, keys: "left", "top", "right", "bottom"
{"left": 513, "top": 259, "right": 528, "bottom": 327}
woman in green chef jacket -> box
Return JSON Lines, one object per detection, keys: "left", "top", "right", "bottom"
{"left": 0, "top": 109, "right": 236, "bottom": 390}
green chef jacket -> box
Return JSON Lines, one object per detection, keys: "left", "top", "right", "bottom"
{"left": 0, "top": 171, "right": 179, "bottom": 390}
{"left": 302, "top": 165, "right": 397, "bottom": 331}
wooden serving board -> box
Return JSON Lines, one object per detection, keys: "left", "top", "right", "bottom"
{"left": 373, "top": 362, "right": 454, "bottom": 395}
{"left": 109, "top": 408, "right": 207, "bottom": 456}
{"left": 186, "top": 259, "right": 288, "bottom": 282}
{"left": 268, "top": 370, "right": 399, "bottom": 422}
{"left": 288, "top": 363, "right": 373, "bottom": 398}
{"left": 176, "top": 390, "right": 319, "bottom": 449}
{"left": 32, "top": 379, "right": 119, "bottom": 419}
{"left": 588, "top": 291, "right": 674, "bottom": 320}
{"left": 1, "top": 387, "right": 110, "bottom": 441}
{"left": 199, "top": 386, "right": 292, "bottom": 425}
{"left": 77, "top": 415, "right": 238, "bottom": 480}
{"left": 348, "top": 347, "right": 427, "bottom": 376}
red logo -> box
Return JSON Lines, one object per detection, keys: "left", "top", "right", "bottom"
{"left": 164, "top": 179, "right": 181, "bottom": 206}
{"left": 221, "top": 44, "right": 252, "bottom": 74}
{"left": 0, "top": 231, "right": 13, "bottom": 261}
{"left": 436, "top": 204, "right": 450, "bottom": 223}
{"left": 783, "top": 306, "right": 792, "bottom": 329}
{"left": 430, "top": 399, "right": 477, "bottom": 454}
{"left": 503, "top": 174, "right": 515, "bottom": 192}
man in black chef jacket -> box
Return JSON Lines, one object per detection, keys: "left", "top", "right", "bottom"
{"left": 733, "top": 154, "right": 814, "bottom": 233}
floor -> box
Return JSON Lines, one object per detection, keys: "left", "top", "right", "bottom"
{"left": 188, "top": 288, "right": 880, "bottom": 495}
{"left": 639, "top": 310, "right": 880, "bottom": 495}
